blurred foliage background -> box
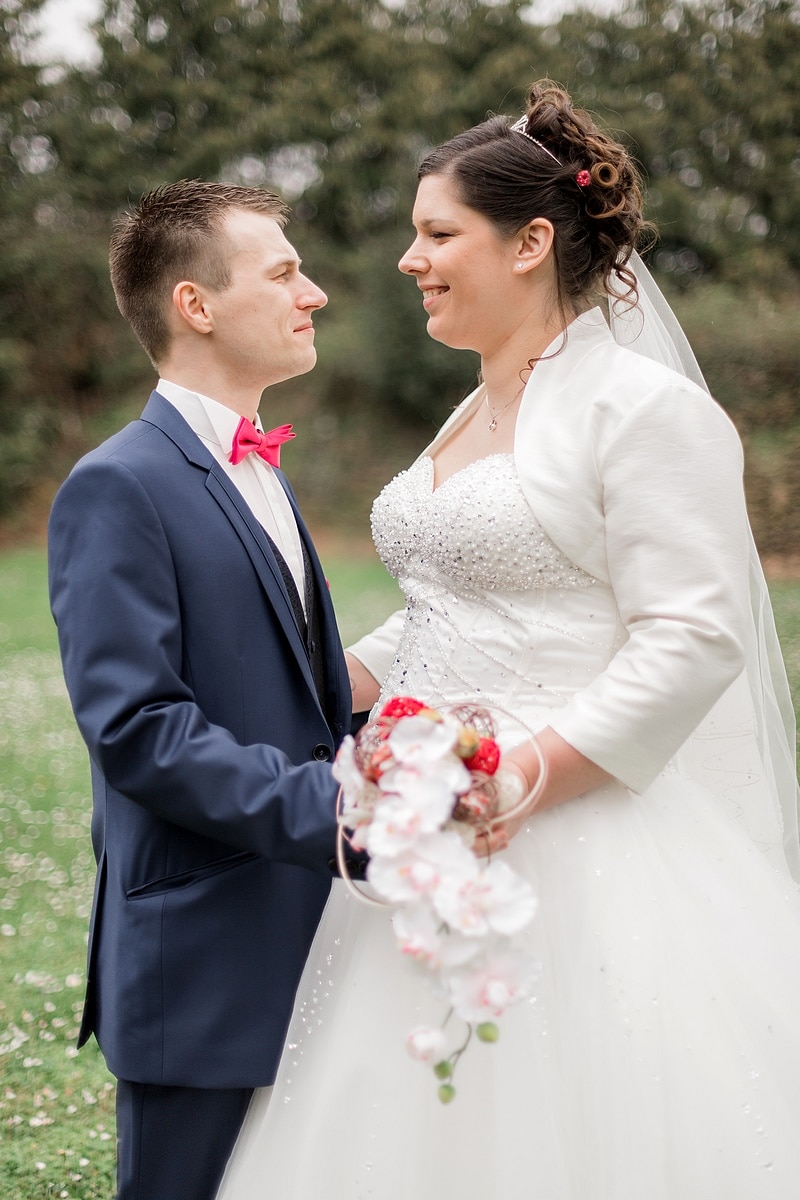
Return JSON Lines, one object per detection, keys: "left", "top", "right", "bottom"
{"left": 1, "top": 0, "right": 799, "bottom": 549}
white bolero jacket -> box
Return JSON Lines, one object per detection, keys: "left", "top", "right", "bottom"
{"left": 350, "top": 309, "right": 752, "bottom": 794}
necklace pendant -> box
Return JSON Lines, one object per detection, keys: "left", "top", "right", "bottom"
{"left": 488, "top": 417, "right": 498, "bottom": 432}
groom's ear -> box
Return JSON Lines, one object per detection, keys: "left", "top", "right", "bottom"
{"left": 171, "top": 280, "right": 214, "bottom": 336}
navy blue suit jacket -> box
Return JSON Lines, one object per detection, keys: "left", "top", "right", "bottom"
{"left": 48, "top": 392, "right": 351, "bottom": 1088}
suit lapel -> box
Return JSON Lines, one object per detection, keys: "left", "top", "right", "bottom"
{"left": 140, "top": 392, "right": 319, "bottom": 699}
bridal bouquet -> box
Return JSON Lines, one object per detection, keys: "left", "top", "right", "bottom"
{"left": 333, "top": 697, "right": 541, "bottom": 1102}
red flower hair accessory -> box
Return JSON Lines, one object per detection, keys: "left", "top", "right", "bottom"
{"left": 575, "top": 169, "right": 592, "bottom": 188}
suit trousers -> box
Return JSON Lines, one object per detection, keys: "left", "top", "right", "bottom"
{"left": 116, "top": 1079, "right": 253, "bottom": 1200}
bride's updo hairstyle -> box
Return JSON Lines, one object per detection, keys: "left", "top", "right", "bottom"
{"left": 418, "top": 81, "right": 652, "bottom": 313}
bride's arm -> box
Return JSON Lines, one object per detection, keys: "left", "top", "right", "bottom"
{"left": 503, "top": 729, "right": 612, "bottom": 824}
{"left": 497, "top": 384, "right": 750, "bottom": 835}
{"left": 344, "top": 651, "right": 382, "bottom": 713}
{"left": 529, "top": 386, "right": 748, "bottom": 797}
{"left": 345, "top": 609, "right": 406, "bottom": 712}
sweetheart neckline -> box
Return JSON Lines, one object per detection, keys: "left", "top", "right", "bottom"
{"left": 419, "top": 452, "right": 515, "bottom": 495}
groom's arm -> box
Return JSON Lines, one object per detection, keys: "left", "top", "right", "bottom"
{"left": 48, "top": 454, "right": 346, "bottom": 874}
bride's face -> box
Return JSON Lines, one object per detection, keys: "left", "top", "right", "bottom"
{"left": 398, "top": 173, "right": 521, "bottom": 356}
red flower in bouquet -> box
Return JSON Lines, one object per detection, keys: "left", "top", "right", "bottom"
{"left": 463, "top": 737, "right": 501, "bottom": 776}
{"left": 379, "top": 697, "right": 428, "bottom": 720}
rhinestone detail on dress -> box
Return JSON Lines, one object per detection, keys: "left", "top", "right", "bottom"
{"left": 371, "top": 455, "right": 597, "bottom": 594}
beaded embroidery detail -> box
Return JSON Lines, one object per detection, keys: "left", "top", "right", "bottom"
{"left": 371, "top": 455, "right": 597, "bottom": 594}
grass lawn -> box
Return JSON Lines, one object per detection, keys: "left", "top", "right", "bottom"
{"left": 1, "top": 544, "right": 798, "bottom": 1198}
{"left": 0, "top": 541, "right": 399, "bottom": 1199}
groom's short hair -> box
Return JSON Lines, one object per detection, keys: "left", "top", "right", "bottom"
{"left": 109, "top": 179, "right": 289, "bottom": 367}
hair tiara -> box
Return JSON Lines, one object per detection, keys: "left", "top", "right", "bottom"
{"left": 509, "top": 116, "right": 592, "bottom": 189}
{"left": 509, "top": 116, "right": 561, "bottom": 164}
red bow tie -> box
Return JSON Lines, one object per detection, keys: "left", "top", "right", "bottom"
{"left": 229, "top": 417, "right": 296, "bottom": 469}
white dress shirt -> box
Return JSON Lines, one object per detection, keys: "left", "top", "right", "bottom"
{"left": 157, "top": 379, "right": 306, "bottom": 610}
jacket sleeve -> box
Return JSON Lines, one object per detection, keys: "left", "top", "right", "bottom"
{"left": 48, "top": 455, "right": 342, "bottom": 872}
{"left": 547, "top": 384, "right": 750, "bottom": 792}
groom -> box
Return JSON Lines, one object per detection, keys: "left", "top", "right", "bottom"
{"left": 48, "top": 181, "right": 360, "bottom": 1199}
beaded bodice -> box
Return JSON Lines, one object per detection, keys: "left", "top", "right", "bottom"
{"left": 372, "top": 455, "right": 595, "bottom": 594}
{"left": 371, "top": 455, "right": 624, "bottom": 744}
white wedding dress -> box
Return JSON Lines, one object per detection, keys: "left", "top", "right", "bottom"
{"left": 218, "top": 449, "right": 800, "bottom": 1199}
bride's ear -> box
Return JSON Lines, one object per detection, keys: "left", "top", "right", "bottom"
{"left": 513, "top": 219, "right": 555, "bottom": 275}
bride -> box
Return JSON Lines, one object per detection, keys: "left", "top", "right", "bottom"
{"left": 218, "top": 81, "right": 800, "bottom": 1197}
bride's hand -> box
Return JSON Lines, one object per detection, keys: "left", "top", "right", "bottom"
{"left": 471, "top": 761, "right": 536, "bottom": 857}
{"left": 493, "top": 759, "right": 540, "bottom": 844}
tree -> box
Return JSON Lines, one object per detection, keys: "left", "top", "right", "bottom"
{"left": 0, "top": 0, "right": 798, "bottom": 541}
{"left": 0, "top": 0, "right": 83, "bottom": 517}
{"left": 549, "top": 0, "right": 800, "bottom": 286}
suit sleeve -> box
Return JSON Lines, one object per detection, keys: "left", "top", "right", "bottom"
{"left": 48, "top": 455, "right": 341, "bottom": 872}
{"left": 548, "top": 385, "right": 751, "bottom": 792}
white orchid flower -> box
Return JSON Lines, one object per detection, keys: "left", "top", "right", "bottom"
{"left": 379, "top": 716, "right": 471, "bottom": 800}
{"left": 446, "top": 949, "right": 540, "bottom": 1024}
{"left": 392, "top": 903, "right": 445, "bottom": 968}
{"left": 392, "top": 899, "right": 481, "bottom": 971}
{"left": 332, "top": 735, "right": 361, "bottom": 794}
{"left": 368, "top": 831, "right": 476, "bottom": 903}
{"left": 433, "top": 859, "right": 538, "bottom": 939}
{"left": 406, "top": 1026, "right": 448, "bottom": 1064}
{"left": 365, "top": 783, "right": 457, "bottom": 858}
{"left": 387, "top": 714, "right": 458, "bottom": 764}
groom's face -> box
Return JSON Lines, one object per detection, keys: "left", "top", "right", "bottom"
{"left": 203, "top": 209, "right": 328, "bottom": 390}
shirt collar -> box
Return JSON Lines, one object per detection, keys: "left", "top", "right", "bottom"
{"left": 157, "top": 378, "right": 263, "bottom": 455}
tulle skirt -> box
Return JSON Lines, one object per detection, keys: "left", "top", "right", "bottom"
{"left": 217, "top": 773, "right": 800, "bottom": 1198}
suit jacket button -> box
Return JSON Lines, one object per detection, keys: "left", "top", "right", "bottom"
{"left": 312, "top": 744, "right": 332, "bottom": 761}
